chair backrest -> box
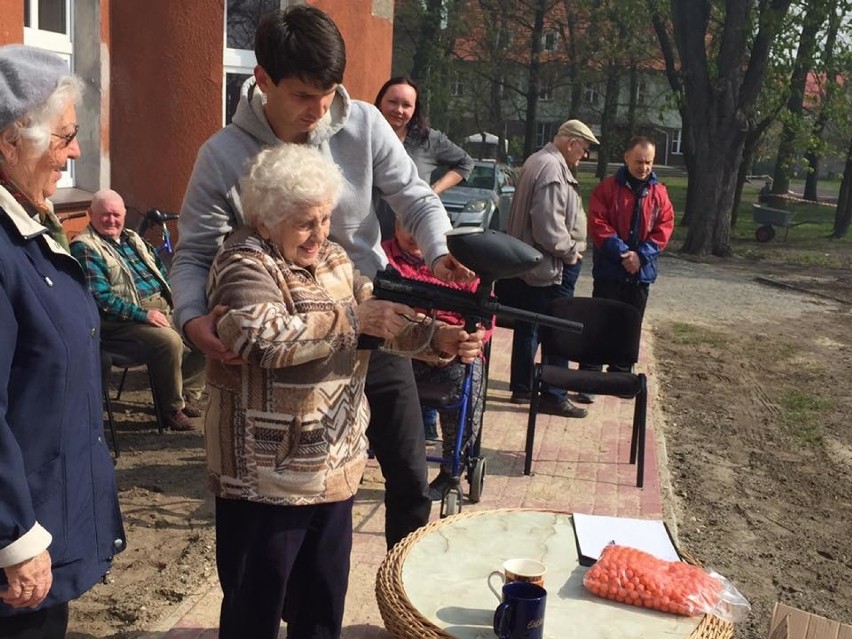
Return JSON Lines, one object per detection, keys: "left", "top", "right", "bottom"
{"left": 543, "top": 297, "right": 642, "bottom": 366}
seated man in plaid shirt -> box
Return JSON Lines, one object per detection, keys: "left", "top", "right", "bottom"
{"left": 70, "top": 190, "right": 205, "bottom": 431}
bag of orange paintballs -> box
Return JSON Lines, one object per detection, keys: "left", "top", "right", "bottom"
{"left": 583, "top": 545, "right": 750, "bottom": 622}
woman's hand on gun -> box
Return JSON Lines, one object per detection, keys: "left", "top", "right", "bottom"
{"left": 356, "top": 299, "right": 418, "bottom": 340}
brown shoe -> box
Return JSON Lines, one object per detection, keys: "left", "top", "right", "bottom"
{"left": 166, "top": 410, "right": 195, "bottom": 432}
{"left": 182, "top": 401, "right": 204, "bottom": 418}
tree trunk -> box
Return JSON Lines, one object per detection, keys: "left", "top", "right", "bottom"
{"left": 681, "top": 125, "right": 742, "bottom": 255}
{"left": 771, "top": 0, "right": 828, "bottom": 196}
{"left": 522, "top": 0, "right": 547, "bottom": 158}
{"left": 596, "top": 67, "right": 621, "bottom": 180}
{"left": 833, "top": 138, "right": 852, "bottom": 238}
{"left": 663, "top": 0, "right": 792, "bottom": 254}
{"left": 803, "top": 2, "right": 842, "bottom": 202}
{"left": 804, "top": 151, "right": 820, "bottom": 201}
{"left": 410, "top": 0, "right": 444, "bottom": 88}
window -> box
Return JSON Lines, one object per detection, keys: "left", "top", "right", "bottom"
{"left": 451, "top": 74, "right": 465, "bottom": 98}
{"left": 671, "top": 128, "right": 683, "bottom": 155}
{"left": 584, "top": 86, "right": 601, "bottom": 106}
{"left": 536, "top": 122, "right": 557, "bottom": 148}
{"left": 224, "top": 0, "right": 281, "bottom": 124}
{"left": 635, "top": 79, "right": 647, "bottom": 105}
{"left": 24, "top": 0, "right": 75, "bottom": 187}
{"left": 538, "top": 79, "right": 553, "bottom": 102}
{"left": 541, "top": 30, "right": 557, "bottom": 52}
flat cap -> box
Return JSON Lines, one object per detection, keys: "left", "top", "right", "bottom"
{"left": 557, "top": 119, "right": 600, "bottom": 146}
{"left": 0, "top": 44, "right": 68, "bottom": 131}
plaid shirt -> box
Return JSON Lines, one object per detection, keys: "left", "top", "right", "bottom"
{"left": 70, "top": 232, "right": 168, "bottom": 323}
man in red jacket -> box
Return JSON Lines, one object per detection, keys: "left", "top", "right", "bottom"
{"left": 576, "top": 136, "right": 675, "bottom": 402}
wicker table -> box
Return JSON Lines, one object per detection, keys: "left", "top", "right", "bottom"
{"left": 376, "top": 509, "right": 733, "bottom": 639}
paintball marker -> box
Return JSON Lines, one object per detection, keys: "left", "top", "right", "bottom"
{"left": 372, "top": 228, "right": 583, "bottom": 335}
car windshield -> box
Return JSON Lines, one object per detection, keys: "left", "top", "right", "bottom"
{"left": 458, "top": 165, "right": 496, "bottom": 190}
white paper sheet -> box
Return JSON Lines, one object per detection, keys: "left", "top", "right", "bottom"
{"left": 573, "top": 512, "right": 681, "bottom": 563}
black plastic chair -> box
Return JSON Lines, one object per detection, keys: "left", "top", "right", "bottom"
{"left": 523, "top": 297, "right": 648, "bottom": 487}
{"left": 101, "top": 348, "right": 166, "bottom": 454}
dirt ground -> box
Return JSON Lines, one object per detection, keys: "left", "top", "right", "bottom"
{"left": 649, "top": 259, "right": 852, "bottom": 639}
{"left": 65, "top": 256, "right": 852, "bottom": 639}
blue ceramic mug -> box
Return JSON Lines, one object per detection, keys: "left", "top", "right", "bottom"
{"left": 492, "top": 581, "right": 547, "bottom": 639}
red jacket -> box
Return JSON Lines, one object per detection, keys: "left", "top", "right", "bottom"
{"left": 588, "top": 167, "right": 674, "bottom": 284}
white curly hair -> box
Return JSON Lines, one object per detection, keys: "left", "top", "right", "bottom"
{"left": 239, "top": 144, "right": 343, "bottom": 229}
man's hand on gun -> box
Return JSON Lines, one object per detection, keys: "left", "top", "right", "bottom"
{"left": 432, "top": 253, "right": 475, "bottom": 283}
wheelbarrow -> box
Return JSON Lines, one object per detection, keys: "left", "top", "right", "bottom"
{"left": 751, "top": 203, "right": 802, "bottom": 242}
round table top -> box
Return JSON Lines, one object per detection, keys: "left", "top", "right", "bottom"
{"left": 378, "top": 509, "right": 731, "bottom": 639}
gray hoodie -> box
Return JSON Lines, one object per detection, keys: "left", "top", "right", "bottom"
{"left": 171, "top": 79, "right": 452, "bottom": 331}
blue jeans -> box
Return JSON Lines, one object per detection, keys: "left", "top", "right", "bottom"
{"left": 507, "top": 261, "right": 582, "bottom": 398}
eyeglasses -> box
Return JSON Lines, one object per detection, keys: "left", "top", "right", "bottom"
{"left": 51, "top": 124, "right": 80, "bottom": 148}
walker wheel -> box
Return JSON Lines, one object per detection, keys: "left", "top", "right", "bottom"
{"left": 441, "top": 489, "right": 461, "bottom": 518}
{"left": 755, "top": 225, "right": 775, "bottom": 242}
{"left": 468, "top": 457, "right": 486, "bottom": 503}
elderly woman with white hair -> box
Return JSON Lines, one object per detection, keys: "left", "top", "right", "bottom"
{"left": 0, "top": 45, "right": 124, "bottom": 638}
{"left": 205, "top": 143, "right": 483, "bottom": 639}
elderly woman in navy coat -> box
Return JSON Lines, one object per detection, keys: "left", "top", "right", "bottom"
{"left": 0, "top": 45, "right": 125, "bottom": 638}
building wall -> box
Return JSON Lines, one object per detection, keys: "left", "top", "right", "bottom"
{"left": 0, "top": 0, "right": 22, "bottom": 42}
{"left": 312, "top": 0, "right": 394, "bottom": 103}
{"left": 2, "top": 0, "right": 394, "bottom": 218}
{"left": 109, "top": 0, "right": 224, "bottom": 215}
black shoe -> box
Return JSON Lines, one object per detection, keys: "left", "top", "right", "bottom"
{"left": 424, "top": 421, "right": 440, "bottom": 442}
{"left": 574, "top": 392, "right": 596, "bottom": 404}
{"left": 537, "top": 396, "right": 587, "bottom": 419}
{"left": 428, "top": 471, "right": 454, "bottom": 502}
{"left": 510, "top": 391, "right": 531, "bottom": 405}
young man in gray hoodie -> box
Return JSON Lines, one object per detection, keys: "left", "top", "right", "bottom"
{"left": 171, "top": 6, "right": 468, "bottom": 566}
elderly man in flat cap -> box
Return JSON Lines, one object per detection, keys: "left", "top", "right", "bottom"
{"left": 501, "top": 119, "right": 599, "bottom": 418}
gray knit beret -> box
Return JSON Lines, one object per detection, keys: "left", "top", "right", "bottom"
{"left": 0, "top": 44, "right": 68, "bottom": 131}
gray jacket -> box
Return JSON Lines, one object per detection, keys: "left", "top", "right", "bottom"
{"left": 504, "top": 142, "right": 587, "bottom": 286}
{"left": 171, "top": 79, "right": 452, "bottom": 331}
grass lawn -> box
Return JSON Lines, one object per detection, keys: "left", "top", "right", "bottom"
{"left": 577, "top": 173, "right": 852, "bottom": 269}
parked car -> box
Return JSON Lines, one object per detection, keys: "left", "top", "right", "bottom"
{"left": 439, "top": 161, "right": 516, "bottom": 231}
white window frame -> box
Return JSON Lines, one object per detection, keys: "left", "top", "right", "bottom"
{"left": 541, "top": 29, "right": 557, "bottom": 52}
{"left": 451, "top": 74, "right": 465, "bottom": 98}
{"left": 224, "top": 1, "right": 296, "bottom": 124}
{"left": 24, "top": 0, "right": 75, "bottom": 188}
{"left": 539, "top": 80, "right": 553, "bottom": 102}
{"left": 671, "top": 128, "right": 683, "bottom": 155}
{"left": 584, "top": 86, "right": 600, "bottom": 106}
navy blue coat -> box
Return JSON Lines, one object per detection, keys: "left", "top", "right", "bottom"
{"left": 0, "top": 196, "right": 125, "bottom": 615}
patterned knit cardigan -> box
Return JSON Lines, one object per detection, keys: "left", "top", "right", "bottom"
{"left": 205, "top": 227, "right": 450, "bottom": 506}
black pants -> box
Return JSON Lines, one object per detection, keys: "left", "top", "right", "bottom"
{"left": 0, "top": 603, "right": 68, "bottom": 639}
{"left": 216, "top": 497, "right": 354, "bottom": 639}
{"left": 580, "top": 278, "right": 650, "bottom": 373}
{"left": 365, "top": 350, "right": 431, "bottom": 549}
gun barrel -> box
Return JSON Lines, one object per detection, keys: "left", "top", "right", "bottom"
{"left": 492, "top": 303, "right": 583, "bottom": 334}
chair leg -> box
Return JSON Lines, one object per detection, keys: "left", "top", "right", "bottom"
{"left": 103, "top": 388, "right": 120, "bottom": 458}
{"left": 147, "top": 366, "right": 166, "bottom": 434}
{"left": 115, "top": 367, "right": 129, "bottom": 400}
{"left": 523, "top": 366, "right": 542, "bottom": 476}
{"left": 633, "top": 375, "right": 648, "bottom": 488}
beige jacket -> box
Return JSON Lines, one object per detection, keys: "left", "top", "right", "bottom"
{"left": 505, "top": 142, "right": 587, "bottom": 286}
{"left": 205, "top": 227, "right": 451, "bottom": 506}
